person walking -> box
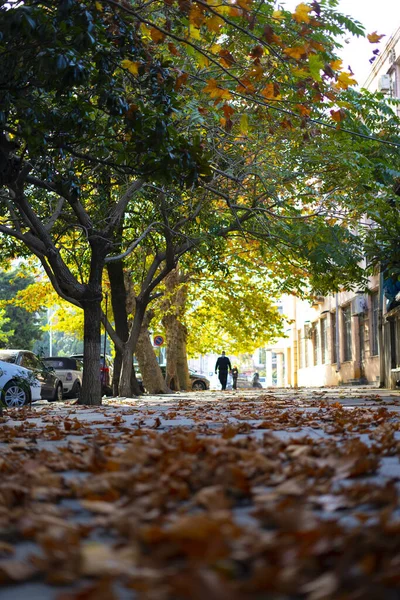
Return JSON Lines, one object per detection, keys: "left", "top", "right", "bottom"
{"left": 215, "top": 351, "right": 232, "bottom": 390}
{"left": 232, "top": 365, "right": 239, "bottom": 390}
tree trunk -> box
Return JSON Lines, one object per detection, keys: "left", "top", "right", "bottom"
{"left": 176, "top": 321, "right": 190, "bottom": 390}
{"left": 162, "top": 269, "right": 190, "bottom": 391}
{"left": 119, "top": 299, "right": 146, "bottom": 397}
{"left": 136, "top": 310, "right": 170, "bottom": 394}
{"left": 107, "top": 261, "right": 129, "bottom": 396}
{"left": 79, "top": 297, "right": 103, "bottom": 405}
{"left": 108, "top": 261, "right": 142, "bottom": 397}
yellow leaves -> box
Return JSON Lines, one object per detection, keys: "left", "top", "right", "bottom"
{"left": 284, "top": 45, "right": 307, "bottom": 60}
{"left": 292, "top": 3, "right": 312, "bottom": 24}
{"left": 335, "top": 71, "right": 357, "bottom": 90}
{"left": 272, "top": 10, "right": 284, "bottom": 21}
{"left": 247, "top": 63, "right": 263, "bottom": 81}
{"left": 189, "top": 3, "right": 204, "bottom": 27}
{"left": 196, "top": 52, "right": 210, "bottom": 68}
{"left": 95, "top": 1, "right": 103, "bottom": 11}
{"left": 330, "top": 59, "right": 343, "bottom": 71}
{"left": 205, "top": 15, "right": 223, "bottom": 33}
{"left": 189, "top": 25, "right": 201, "bottom": 40}
{"left": 239, "top": 114, "right": 249, "bottom": 135}
{"left": 367, "top": 31, "right": 385, "bottom": 43}
{"left": 205, "top": 0, "right": 233, "bottom": 17}
{"left": 203, "top": 78, "right": 232, "bottom": 101}
{"left": 121, "top": 60, "right": 139, "bottom": 76}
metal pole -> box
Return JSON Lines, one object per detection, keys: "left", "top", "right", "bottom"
{"left": 378, "top": 271, "right": 385, "bottom": 387}
{"left": 103, "top": 292, "right": 108, "bottom": 360}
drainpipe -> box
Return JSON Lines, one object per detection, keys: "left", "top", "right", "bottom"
{"left": 378, "top": 271, "right": 385, "bottom": 387}
{"left": 335, "top": 293, "right": 341, "bottom": 373}
{"left": 293, "top": 295, "right": 298, "bottom": 388}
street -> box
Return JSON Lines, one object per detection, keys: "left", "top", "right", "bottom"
{"left": 1, "top": 387, "right": 400, "bottom": 599}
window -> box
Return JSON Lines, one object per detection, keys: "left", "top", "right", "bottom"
{"left": 321, "top": 318, "right": 328, "bottom": 364}
{"left": 20, "top": 352, "right": 41, "bottom": 370}
{"left": 304, "top": 324, "right": 310, "bottom": 367}
{"left": 371, "top": 293, "right": 379, "bottom": 356}
{"left": 313, "top": 324, "right": 320, "bottom": 365}
{"left": 331, "top": 313, "right": 337, "bottom": 364}
{"left": 342, "top": 305, "right": 352, "bottom": 362}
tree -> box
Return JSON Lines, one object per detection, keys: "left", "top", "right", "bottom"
{"left": 0, "top": 270, "right": 43, "bottom": 349}
{"left": 2, "top": 0, "right": 400, "bottom": 405}
{"left": 0, "top": 0, "right": 209, "bottom": 403}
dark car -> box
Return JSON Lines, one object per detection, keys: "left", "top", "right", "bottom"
{"left": 0, "top": 349, "right": 63, "bottom": 407}
{"left": 43, "top": 357, "right": 83, "bottom": 399}
{"left": 158, "top": 366, "right": 210, "bottom": 391}
{"left": 70, "top": 354, "right": 113, "bottom": 396}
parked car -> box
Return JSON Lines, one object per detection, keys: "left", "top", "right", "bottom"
{"left": 0, "top": 349, "right": 63, "bottom": 408}
{"left": 43, "top": 357, "right": 83, "bottom": 399}
{"left": 70, "top": 354, "right": 113, "bottom": 396}
{"left": 189, "top": 368, "right": 210, "bottom": 391}
{"left": 158, "top": 366, "right": 209, "bottom": 391}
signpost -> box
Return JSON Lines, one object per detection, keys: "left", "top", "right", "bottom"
{"left": 153, "top": 335, "right": 164, "bottom": 347}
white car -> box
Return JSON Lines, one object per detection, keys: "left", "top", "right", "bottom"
{"left": 0, "top": 349, "right": 63, "bottom": 408}
{"left": 43, "top": 357, "right": 83, "bottom": 399}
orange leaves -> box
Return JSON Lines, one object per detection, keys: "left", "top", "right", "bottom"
{"left": 150, "top": 27, "right": 166, "bottom": 43}
{"left": 203, "top": 78, "right": 232, "bottom": 101}
{"left": 330, "top": 108, "right": 346, "bottom": 123}
{"left": 175, "top": 71, "right": 189, "bottom": 91}
{"left": 284, "top": 45, "right": 308, "bottom": 60}
{"left": 219, "top": 49, "right": 235, "bottom": 67}
{"left": 3, "top": 390, "right": 400, "bottom": 597}
{"left": 261, "top": 82, "right": 280, "bottom": 100}
{"left": 236, "top": 78, "right": 255, "bottom": 94}
{"left": 367, "top": 31, "right": 385, "bottom": 43}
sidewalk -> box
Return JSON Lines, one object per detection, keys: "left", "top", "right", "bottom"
{"left": 1, "top": 387, "right": 400, "bottom": 599}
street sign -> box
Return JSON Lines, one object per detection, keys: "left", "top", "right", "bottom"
{"left": 153, "top": 335, "right": 164, "bottom": 347}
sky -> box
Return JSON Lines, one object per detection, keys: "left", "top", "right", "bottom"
{"left": 281, "top": 0, "right": 400, "bottom": 86}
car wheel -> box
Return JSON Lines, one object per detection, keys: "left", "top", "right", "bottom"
{"left": 70, "top": 381, "right": 81, "bottom": 399}
{"left": 192, "top": 380, "right": 206, "bottom": 391}
{"left": 2, "top": 381, "right": 29, "bottom": 408}
{"left": 53, "top": 383, "right": 63, "bottom": 402}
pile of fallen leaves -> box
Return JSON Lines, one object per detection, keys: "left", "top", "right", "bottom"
{"left": 1, "top": 390, "right": 400, "bottom": 599}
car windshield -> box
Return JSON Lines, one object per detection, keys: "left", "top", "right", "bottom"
{"left": 0, "top": 351, "right": 18, "bottom": 363}
{"left": 44, "top": 358, "right": 75, "bottom": 369}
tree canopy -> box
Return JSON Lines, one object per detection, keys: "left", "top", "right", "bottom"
{"left": 1, "top": 0, "right": 400, "bottom": 402}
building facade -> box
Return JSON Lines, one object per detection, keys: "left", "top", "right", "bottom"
{"left": 264, "top": 26, "right": 400, "bottom": 389}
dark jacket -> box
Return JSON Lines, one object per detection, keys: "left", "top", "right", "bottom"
{"left": 215, "top": 356, "right": 232, "bottom": 373}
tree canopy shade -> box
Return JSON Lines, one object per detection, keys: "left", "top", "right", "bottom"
{"left": 1, "top": 0, "right": 400, "bottom": 403}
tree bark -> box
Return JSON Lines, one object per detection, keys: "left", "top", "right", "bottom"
{"left": 119, "top": 298, "right": 146, "bottom": 397}
{"left": 176, "top": 321, "right": 190, "bottom": 390}
{"left": 162, "top": 269, "right": 190, "bottom": 391}
{"left": 79, "top": 297, "right": 103, "bottom": 405}
{"left": 107, "top": 260, "right": 128, "bottom": 396}
{"left": 136, "top": 310, "right": 170, "bottom": 394}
